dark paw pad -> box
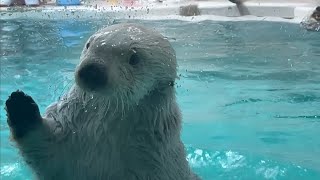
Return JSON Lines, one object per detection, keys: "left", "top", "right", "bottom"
{"left": 5, "top": 90, "right": 41, "bottom": 138}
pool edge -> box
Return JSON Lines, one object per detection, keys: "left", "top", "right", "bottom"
{"left": 0, "top": 1, "right": 317, "bottom": 24}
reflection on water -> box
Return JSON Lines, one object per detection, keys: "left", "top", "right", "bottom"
{"left": 1, "top": 19, "right": 320, "bottom": 180}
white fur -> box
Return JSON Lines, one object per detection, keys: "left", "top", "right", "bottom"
{"left": 13, "top": 23, "right": 200, "bottom": 180}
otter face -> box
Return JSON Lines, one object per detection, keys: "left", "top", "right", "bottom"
{"left": 75, "top": 23, "right": 177, "bottom": 102}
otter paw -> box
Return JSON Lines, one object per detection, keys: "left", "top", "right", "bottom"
{"left": 5, "top": 90, "right": 42, "bottom": 138}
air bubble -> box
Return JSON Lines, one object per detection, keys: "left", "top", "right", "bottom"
{"left": 14, "top": 75, "right": 21, "bottom": 79}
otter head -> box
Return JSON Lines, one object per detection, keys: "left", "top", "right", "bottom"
{"left": 300, "top": 6, "right": 320, "bottom": 31}
{"left": 75, "top": 23, "right": 177, "bottom": 103}
{"left": 311, "top": 6, "right": 320, "bottom": 21}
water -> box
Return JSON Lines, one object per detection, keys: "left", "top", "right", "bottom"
{"left": 1, "top": 18, "right": 319, "bottom": 180}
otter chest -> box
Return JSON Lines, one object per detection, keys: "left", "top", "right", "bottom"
{"left": 61, "top": 130, "right": 168, "bottom": 179}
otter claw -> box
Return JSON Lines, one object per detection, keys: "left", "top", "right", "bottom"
{"left": 5, "top": 90, "right": 41, "bottom": 138}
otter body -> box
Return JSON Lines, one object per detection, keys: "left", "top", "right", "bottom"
{"left": 5, "top": 23, "right": 199, "bottom": 180}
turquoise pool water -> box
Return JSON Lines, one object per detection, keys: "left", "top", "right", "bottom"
{"left": 0, "top": 18, "right": 319, "bottom": 180}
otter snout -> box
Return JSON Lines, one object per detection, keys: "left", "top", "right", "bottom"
{"left": 76, "top": 63, "right": 108, "bottom": 91}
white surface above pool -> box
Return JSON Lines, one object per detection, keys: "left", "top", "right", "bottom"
{"left": 0, "top": 0, "right": 319, "bottom": 23}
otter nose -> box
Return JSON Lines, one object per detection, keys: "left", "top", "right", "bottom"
{"left": 78, "top": 63, "right": 108, "bottom": 90}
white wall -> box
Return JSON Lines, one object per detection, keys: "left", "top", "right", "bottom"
{"left": 199, "top": 0, "right": 319, "bottom": 6}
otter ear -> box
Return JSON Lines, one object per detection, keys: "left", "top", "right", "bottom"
{"left": 86, "top": 42, "right": 90, "bottom": 49}
{"left": 85, "top": 35, "right": 96, "bottom": 50}
{"left": 316, "top": 6, "right": 320, "bottom": 11}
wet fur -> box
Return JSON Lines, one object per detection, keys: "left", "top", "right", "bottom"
{"left": 5, "top": 23, "right": 199, "bottom": 180}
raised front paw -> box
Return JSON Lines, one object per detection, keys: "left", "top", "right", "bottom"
{"left": 5, "top": 90, "right": 42, "bottom": 138}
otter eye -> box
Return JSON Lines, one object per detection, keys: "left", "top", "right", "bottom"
{"left": 86, "top": 42, "right": 90, "bottom": 49}
{"left": 129, "top": 53, "right": 140, "bottom": 66}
